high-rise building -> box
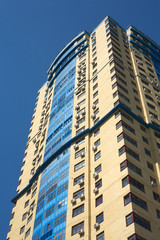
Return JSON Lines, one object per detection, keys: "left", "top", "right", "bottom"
{"left": 7, "top": 16, "right": 160, "bottom": 240}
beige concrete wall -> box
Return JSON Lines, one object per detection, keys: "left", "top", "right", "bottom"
{"left": 66, "top": 17, "right": 160, "bottom": 240}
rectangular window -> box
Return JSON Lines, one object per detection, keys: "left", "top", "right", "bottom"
{"left": 134, "top": 213, "right": 151, "bottom": 231}
{"left": 75, "top": 148, "right": 85, "bottom": 158}
{"left": 147, "top": 102, "right": 155, "bottom": 110}
{"left": 130, "top": 176, "right": 144, "bottom": 192}
{"left": 157, "top": 142, "right": 160, "bottom": 148}
{"left": 8, "top": 225, "right": 12, "bottom": 232}
{"left": 122, "top": 176, "right": 129, "bottom": 187}
{"left": 57, "top": 182, "right": 68, "bottom": 195}
{"left": 34, "top": 215, "right": 42, "bottom": 228}
{"left": 54, "top": 230, "right": 65, "bottom": 240}
{"left": 140, "top": 125, "right": 146, "bottom": 132}
{"left": 77, "top": 117, "right": 85, "bottom": 125}
{"left": 131, "top": 80, "right": 136, "bottom": 86}
{"left": 117, "top": 132, "right": 124, "bottom": 142}
{"left": 142, "top": 136, "right": 148, "bottom": 144}
{"left": 77, "top": 107, "right": 85, "bottom": 115}
{"left": 74, "top": 160, "right": 85, "bottom": 171}
{"left": 72, "top": 221, "right": 84, "bottom": 235}
{"left": 20, "top": 226, "right": 25, "bottom": 234}
{"left": 115, "top": 110, "right": 121, "bottom": 118}
{"left": 32, "top": 188, "right": 37, "bottom": 198}
{"left": 92, "top": 32, "right": 96, "bottom": 38}
{"left": 150, "top": 176, "right": 157, "bottom": 186}
{"left": 136, "top": 105, "right": 142, "bottom": 112}
{"left": 25, "top": 228, "right": 31, "bottom": 238}
{"left": 133, "top": 88, "right": 138, "bottom": 95}
{"left": 122, "top": 176, "right": 144, "bottom": 192}
{"left": 119, "top": 145, "right": 126, "bottom": 156}
{"left": 56, "top": 197, "right": 67, "bottom": 210}
{"left": 124, "top": 193, "right": 131, "bottom": 205}
{"left": 139, "top": 72, "right": 146, "bottom": 79}
{"left": 94, "top": 117, "right": 99, "bottom": 125}
{"left": 153, "top": 192, "right": 160, "bottom": 202}
{"left": 22, "top": 212, "right": 27, "bottom": 221}
{"left": 92, "top": 51, "right": 97, "bottom": 58}
{"left": 124, "top": 134, "right": 137, "bottom": 147}
{"left": 114, "top": 99, "right": 120, "bottom": 107}
{"left": 116, "top": 120, "right": 122, "bottom": 129}
{"left": 54, "top": 212, "right": 66, "bottom": 227}
{"left": 94, "top": 128, "right": 100, "bottom": 136}
{"left": 131, "top": 193, "right": 147, "bottom": 210}
{"left": 11, "top": 212, "right": 15, "bottom": 219}
{"left": 94, "top": 108, "right": 99, "bottom": 115}
{"left": 116, "top": 121, "right": 135, "bottom": 134}
{"left": 156, "top": 209, "right": 160, "bottom": 218}
{"left": 126, "top": 213, "right": 133, "bottom": 226}
{"left": 27, "top": 214, "right": 33, "bottom": 224}
{"left": 77, "top": 92, "right": 86, "bottom": 100}
{"left": 93, "top": 83, "right": 98, "bottom": 90}
{"left": 126, "top": 146, "right": 139, "bottom": 160}
{"left": 96, "top": 195, "right": 103, "bottom": 207}
{"left": 145, "top": 148, "right": 151, "bottom": 157}
{"left": 128, "top": 234, "right": 146, "bottom": 240}
{"left": 95, "top": 151, "right": 101, "bottom": 161}
{"left": 123, "top": 122, "right": 135, "bottom": 134}
{"left": 94, "top": 139, "right": 100, "bottom": 147}
{"left": 43, "top": 205, "right": 55, "bottom": 220}
{"left": 135, "top": 97, "right": 140, "bottom": 103}
{"left": 120, "top": 160, "right": 127, "bottom": 171}
{"left": 92, "top": 42, "right": 96, "bottom": 48}
{"left": 76, "top": 126, "right": 85, "bottom": 136}
{"left": 149, "top": 111, "right": 158, "bottom": 119}
{"left": 95, "top": 164, "right": 102, "bottom": 173}
{"left": 73, "top": 188, "right": 84, "bottom": 199}
{"left": 96, "top": 212, "right": 104, "bottom": 224}
{"left": 76, "top": 137, "right": 85, "bottom": 146}
{"left": 121, "top": 160, "right": 142, "bottom": 175}
{"left": 95, "top": 179, "right": 102, "bottom": 189}
{"left": 74, "top": 174, "right": 84, "bottom": 186}
{"left": 117, "top": 76, "right": 127, "bottom": 86}
{"left": 92, "top": 47, "right": 96, "bottom": 53}
{"left": 121, "top": 111, "right": 133, "bottom": 123}
{"left": 154, "top": 131, "right": 160, "bottom": 138}
{"left": 93, "top": 99, "right": 99, "bottom": 105}
{"left": 96, "top": 231, "right": 104, "bottom": 240}
{"left": 147, "top": 161, "right": 154, "bottom": 171}
{"left": 113, "top": 90, "right": 118, "bottom": 98}
{"left": 145, "top": 94, "right": 154, "bottom": 101}
{"left": 93, "top": 91, "right": 98, "bottom": 98}
{"left": 26, "top": 189, "right": 31, "bottom": 196}
{"left": 72, "top": 204, "right": 84, "bottom": 217}
{"left": 127, "top": 161, "right": 142, "bottom": 176}
{"left": 118, "top": 133, "right": 137, "bottom": 147}
{"left": 93, "top": 76, "right": 98, "bottom": 83}
{"left": 119, "top": 92, "right": 130, "bottom": 103}
{"left": 93, "top": 70, "right": 97, "bottom": 76}
{"left": 118, "top": 84, "right": 128, "bottom": 93}
{"left": 112, "top": 82, "right": 117, "bottom": 89}
{"left": 36, "top": 201, "right": 44, "bottom": 213}
{"left": 77, "top": 99, "right": 86, "bottom": 107}
{"left": 154, "top": 87, "right": 160, "bottom": 93}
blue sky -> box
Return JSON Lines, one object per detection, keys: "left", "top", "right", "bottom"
{"left": 0, "top": 0, "right": 159, "bottom": 239}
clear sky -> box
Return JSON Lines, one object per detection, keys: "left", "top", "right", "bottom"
{"left": 0, "top": 0, "right": 159, "bottom": 239}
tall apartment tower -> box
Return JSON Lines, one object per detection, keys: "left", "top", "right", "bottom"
{"left": 7, "top": 16, "right": 160, "bottom": 240}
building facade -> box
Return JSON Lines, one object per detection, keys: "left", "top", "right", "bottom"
{"left": 7, "top": 16, "right": 160, "bottom": 240}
